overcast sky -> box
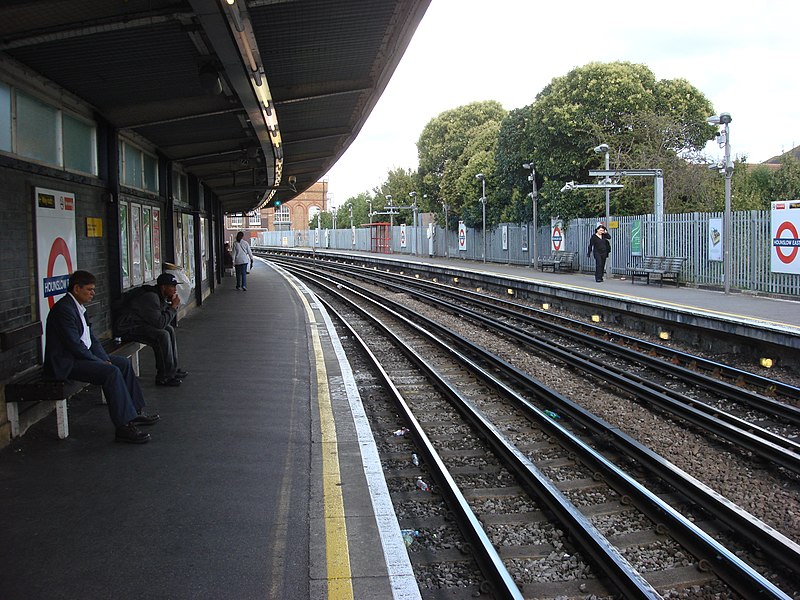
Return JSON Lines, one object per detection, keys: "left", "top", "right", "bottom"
{"left": 322, "top": 0, "right": 799, "bottom": 206}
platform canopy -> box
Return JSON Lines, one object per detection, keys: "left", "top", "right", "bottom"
{"left": 0, "top": 0, "right": 429, "bottom": 213}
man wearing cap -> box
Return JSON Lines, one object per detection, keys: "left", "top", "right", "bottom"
{"left": 114, "top": 272, "right": 188, "bottom": 387}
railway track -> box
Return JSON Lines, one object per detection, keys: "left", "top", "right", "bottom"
{"left": 272, "top": 260, "right": 799, "bottom": 599}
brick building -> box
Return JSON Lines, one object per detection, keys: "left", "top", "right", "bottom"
{"left": 223, "top": 180, "right": 329, "bottom": 246}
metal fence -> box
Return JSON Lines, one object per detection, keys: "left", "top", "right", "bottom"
{"left": 257, "top": 210, "right": 800, "bottom": 296}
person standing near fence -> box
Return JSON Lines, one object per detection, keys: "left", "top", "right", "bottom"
{"left": 232, "top": 231, "right": 254, "bottom": 290}
{"left": 587, "top": 225, "right": 611, "bottom": 282}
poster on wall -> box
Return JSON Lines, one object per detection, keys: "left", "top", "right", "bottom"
{"left": 708, "top": 217, "right": 723, "bottom": 262}
{"left": 502, "top": 225, "right": 508, "bottom": 251}
{"left": 521, "top": 224, "right": 528, "bottom": 252}
{"left": 630, "top": 220, "right": 642, "bottom": 256}
{"left": 35, "top": 187, "right": 77, "bottom": 347}
{"left": 120, "top": 203, "right": 130, "bottom": 289}
{"left": 152, "top": 207, "right": 161, "bottom": 276}
{"left": 143, "top": 206, "right": 153, "bottom": 282}
{"left": 200, "top": 217, "right": 208, "bottom": 280}
{"left": 174, "top": 214, "right": 183, "bottom": 271}
{"left": 131, "top": 204, "right": 143, "bottom": 286}
{"left": 400, "top": 224, "right": 407, "bottom": 248}
{"left": 458, "top": 221, "right": 467, "bottom": 251}
{"left": 771, "top": 200, "right": 800, "bottom": 274}
{"left": 183, "top": 213, "right": 195, "bottom": 287}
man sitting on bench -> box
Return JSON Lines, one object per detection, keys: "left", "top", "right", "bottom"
{"left": 44, "top": 270, "right": 158, "bottom": 444}
{"left": 114, "top": 272, "right": 189, "bottom": 387}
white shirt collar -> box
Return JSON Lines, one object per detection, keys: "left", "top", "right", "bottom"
{"left": 68, "top": 292, "right": 92, "bottom": 349}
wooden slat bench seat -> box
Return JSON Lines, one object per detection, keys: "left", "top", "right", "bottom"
{"left": 627, "top": 256, "right": 687, "bottom": 287}
{"left": 3, "top": 321, "right": 144, "bottom": 439}
{"left": 537, "top": 250, "right": 577, "bottom": 273}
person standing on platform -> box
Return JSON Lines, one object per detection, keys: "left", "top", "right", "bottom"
{"left": 587, "top": 225, "right": 611, "bottom": 282}
{"left": 114, "top": 273, "right": 188, "bottom": 387}
{"left": 232, "top": 231, "right": 254, "bottom": 290}
{"left": 44, "top": 270, "right": 158, "bottom": 444}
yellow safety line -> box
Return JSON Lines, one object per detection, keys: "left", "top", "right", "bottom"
{"left": 305, "top": 298, "right": 354, "bottom": 600}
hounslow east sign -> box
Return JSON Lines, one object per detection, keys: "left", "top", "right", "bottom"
{"left": 771, "top": 200, "right": 800, "bottom": 275}
{"left": 36, "top": 187, "right": 77, "bottom": 348}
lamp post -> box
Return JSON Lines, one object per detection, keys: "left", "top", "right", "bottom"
{"left": 409, "top": 191, "right": 418, "bottom": 256}
{"left": 593, "top": 144, "right": 610, "bottom": 226}
{"left": 522, "top": 161, "right": 538, "bottom": 267}
{"left": 476, "top": 173, "right": 487, "bottom": 263}
{"left": 440, "top": 200, "right": 449, "bottom": 259}
{"left": 386, "top": 194, "right": 393, "bottom": 229}
{"left": 367, "top": 199, "right": 373, "bottom": 224}
{"left": 708, "top": 112, "right": 733, "bottom": 294}
{"left": 348, "top": 203, "right": 354, "bottom": 247}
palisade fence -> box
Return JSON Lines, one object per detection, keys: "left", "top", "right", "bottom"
{"left": 257, "top": 210, "right": 800, "bottom": 296}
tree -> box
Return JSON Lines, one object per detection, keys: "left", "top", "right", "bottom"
{"left": 310, "top": 191, "right": 376, "bottom": 229}
{"left": 417, "top": 101, "right": 507, "bottom": 227}
{"left": 373, "top": 167, "right": 421, "bottom": 224}
{"left": 509, "top": 62, "right": 715, "bottom": 221}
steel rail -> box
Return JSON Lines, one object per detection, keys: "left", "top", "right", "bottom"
{"left": 294, "top": 281, "right": 524, "bottom": 599}
{"left": 415, "top": 287, "right": 800, "bottom": 474}
{"left": 323, "top": 256, "right": 800, "bottom": 415}
{"left": 299, "top": 272, "right": 661, "bottom": 599}
{"left": 267, "top": 255, "right": 800, "bottom": 471}
{"left": 284, "top": 263, "right": 795, "bottom": 599}
{"left": 262, "top": 251, "right": 800, "bottom": 404}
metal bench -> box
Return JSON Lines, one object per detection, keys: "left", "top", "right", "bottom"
{"left": 538, "top": 250, "right": 577, "bottom": 273}
{"left": 627, "top": 256, "right": 687, "bottom": 287}
{"left": 2, "top": 322, "right": 144, "bottom": 439}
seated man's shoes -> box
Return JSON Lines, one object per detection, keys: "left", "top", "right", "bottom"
{"left": 132, "top": 412, "right": 160, "bottom": 426}
{"left": 115, "top": 423, "right": 150, "bottom": 444}
{"left": 155, "top": 376, "right": 181, "bottom": 387}
{"left": 175, "top": 369, "right": 189, "bottom": 379}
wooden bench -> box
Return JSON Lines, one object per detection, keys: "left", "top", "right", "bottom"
{"left": 2, "top": 321, "right": 144, "bottom": 439}
{"left": 627, "top": 256, "right": 687, "bottom": 287}
{"left": 537, "top": 250, "right": 577, "bottom": 273}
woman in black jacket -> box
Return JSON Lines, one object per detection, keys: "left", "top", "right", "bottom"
{"left": 587, "top": 225, "right": 611, "bottom": 282}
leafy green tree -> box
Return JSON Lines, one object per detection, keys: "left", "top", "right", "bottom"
{"left": 373, "top": 167, "right": 421, "bottom": 224}
{"left": 766, "top": 153, "right": 800, "bottom": 202}
{"left": 417, "top": 101, "right": 507, "bottom": 227}
{"left": 504, "top": 62, "right": 715, "bottom": 221}
{"left": 309, "top": 191, "right": 376, "bottom": 229}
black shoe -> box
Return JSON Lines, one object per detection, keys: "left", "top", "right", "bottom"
{"left": 155, "top": 377, "right": 182, "bottom": 387}
{"left": 115, "top": 423, "right": 150, "bottom": 444}
{"left": 175, "top": 369, "right": 189, "bottom": 379}
{"left": 242, "top": 287, "right": 247, "bottom": 291}
{"left": 132, "top": 412, "right": 160, "bottom": 426}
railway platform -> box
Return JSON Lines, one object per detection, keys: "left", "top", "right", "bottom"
{"left": 0, "top": 260, "right": 418, "bottom": 600}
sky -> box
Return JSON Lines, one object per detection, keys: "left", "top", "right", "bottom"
{"left": 322, "top": 0, "right": 800, "bottom": 207}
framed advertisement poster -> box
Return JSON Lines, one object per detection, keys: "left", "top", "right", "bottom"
{"left": 152, "top": 207, "right": 161, "bottom": 276}
{"left": 143, "top": 206, "right": 153, "bottom": 282}
{"left": 119, "top": 202, "right": 130, "bottom": 289}
{"left": 131, "top": 203, "right": 143, "bottom": 286}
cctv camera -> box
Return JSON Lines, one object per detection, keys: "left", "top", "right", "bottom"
{"left": 594, "top": 144, "right": 609, "bottom": 153}
{"left": 288, "top": 175, "right": 297, "bottom": 184}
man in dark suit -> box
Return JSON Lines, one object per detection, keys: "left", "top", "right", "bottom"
{"left": 44, "top": 270, "right": 159, "bottom": 444}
